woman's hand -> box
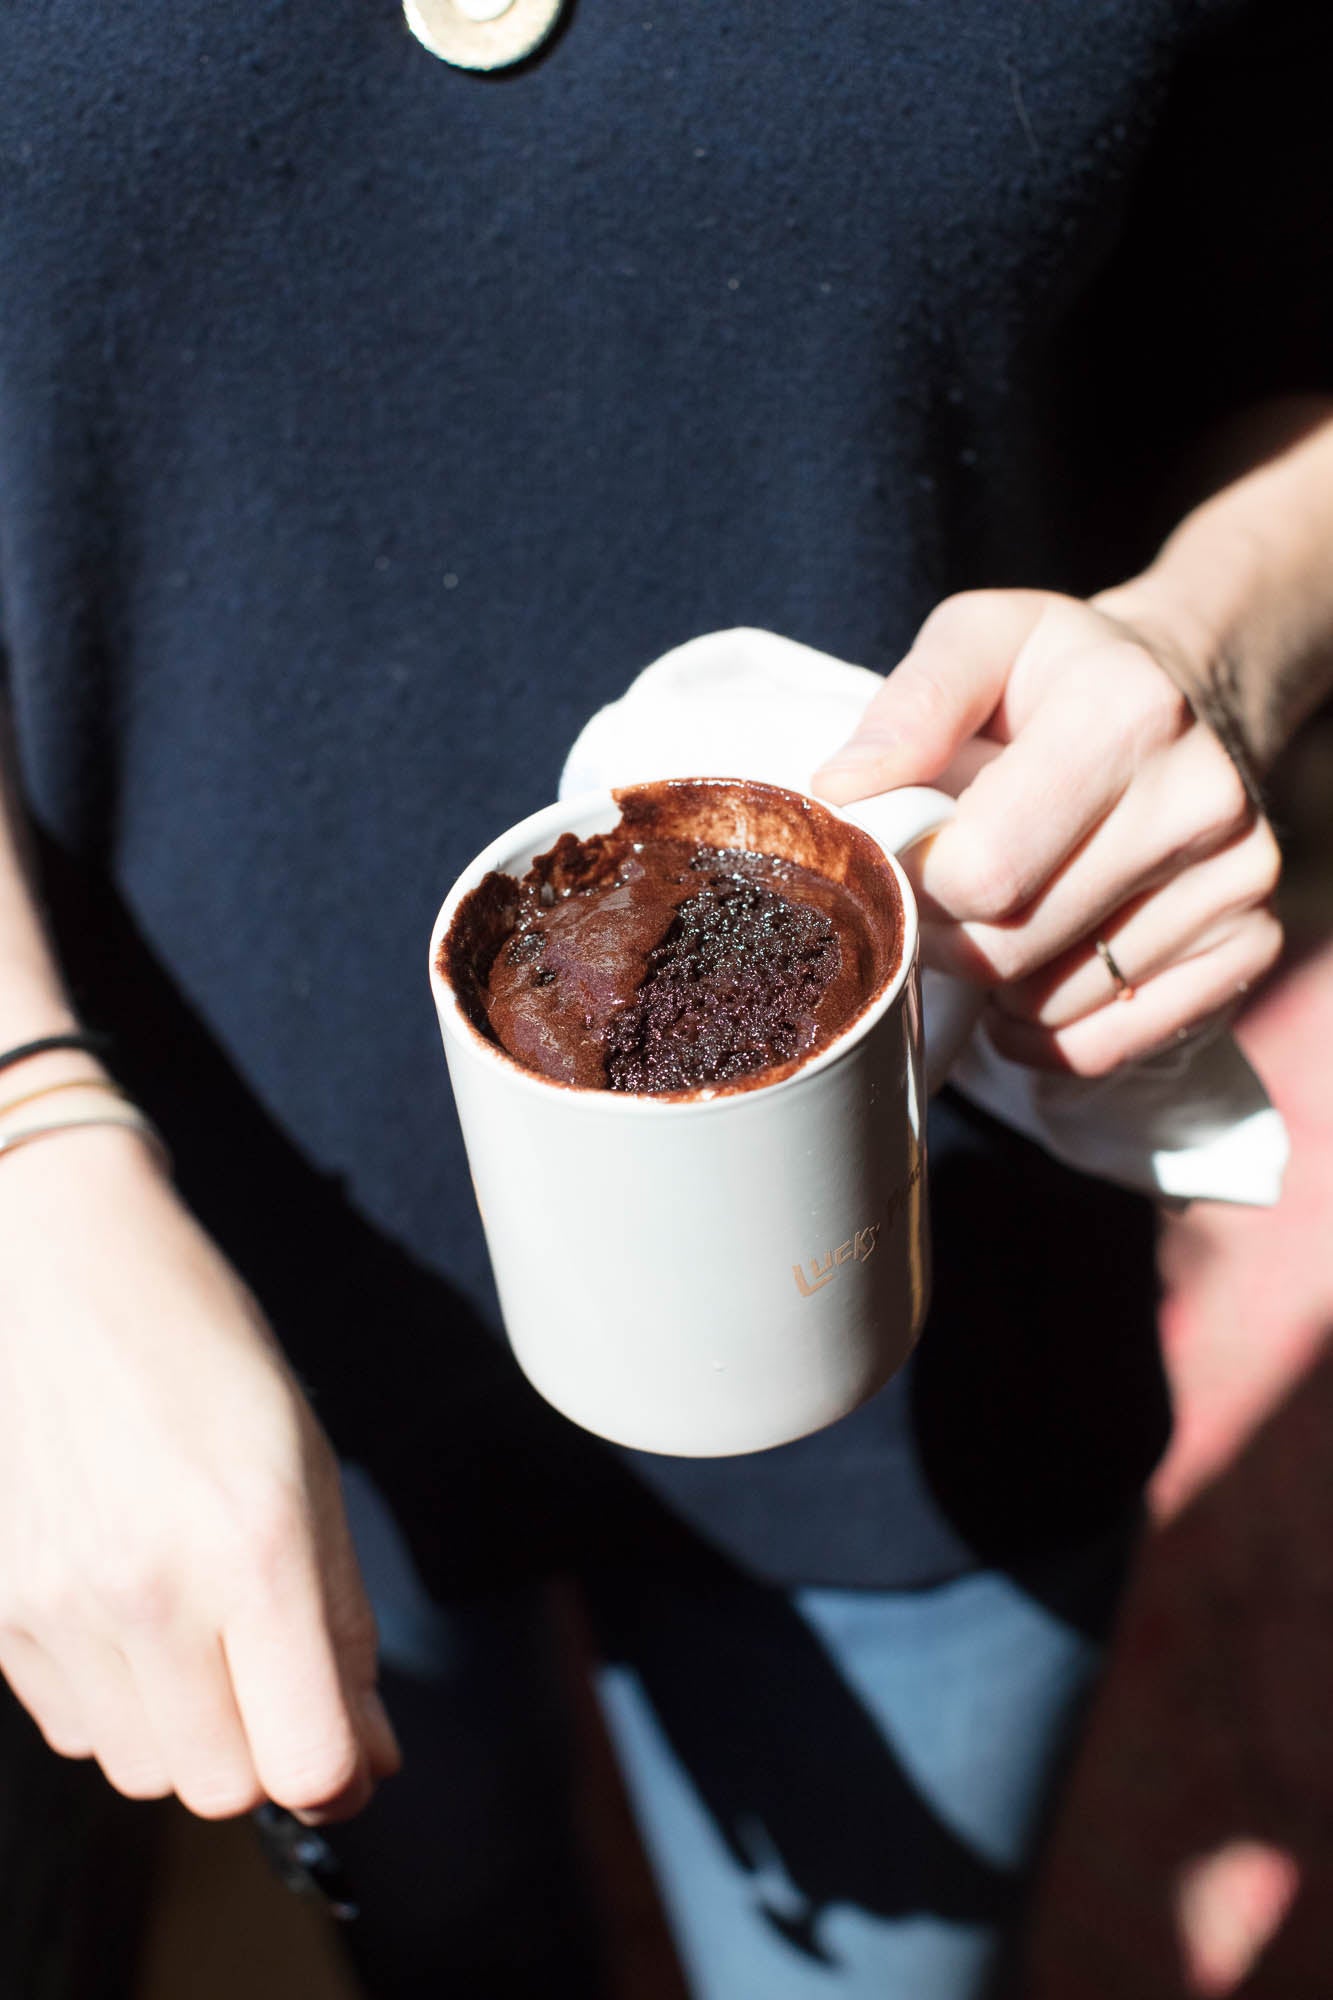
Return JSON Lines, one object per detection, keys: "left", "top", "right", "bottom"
{"left": 812, "top": 589, "right": 1283, "bottom": 1075}
{"left": 0, "top": 1120, "right": 401, "bottom": 1820}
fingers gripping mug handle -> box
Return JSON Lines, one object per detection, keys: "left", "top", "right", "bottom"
{"left": 836, "top": 787, "right": 986, "bottom": 1095}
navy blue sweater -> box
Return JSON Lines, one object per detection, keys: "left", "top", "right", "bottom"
{"left": 1, "top": 0, "right": 1328, "bottom": 1588}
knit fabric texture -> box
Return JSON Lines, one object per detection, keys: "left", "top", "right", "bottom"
{"left": 0, "top": 0, "right": 1328, "bottom": 1585}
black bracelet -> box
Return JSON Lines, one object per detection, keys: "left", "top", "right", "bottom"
{"left": 1189, "top": 656, "right": 1268, "bottom": 816}
{"left": 0, "top": 1031, "right": 115, "bottom": 1077}
{"left": 1142, "top": 646, "right": 1268, "bottom": 816}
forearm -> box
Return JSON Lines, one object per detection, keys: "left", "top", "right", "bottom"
{"left": 1095, "top": 396, "right": 1333, "bottom": 771}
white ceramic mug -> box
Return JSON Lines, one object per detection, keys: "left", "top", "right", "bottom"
{"left": 428, "top": 777, "right": 977, "bottom": 1456}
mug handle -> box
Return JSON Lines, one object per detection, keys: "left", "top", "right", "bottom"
{"left": 836, "top": 786, "right": 986, "bottom": 1096}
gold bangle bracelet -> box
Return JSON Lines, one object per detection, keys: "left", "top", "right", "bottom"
{"left": 0, "top": 1111, "right": 172, "bottom": 1174}
{"left": 0, "top": 1075, "right": 129, "bottom": 1122}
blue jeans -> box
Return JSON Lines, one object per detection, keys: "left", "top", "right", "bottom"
{"left": 330, "top": 1466, "right": 1135, "bottom": 1999}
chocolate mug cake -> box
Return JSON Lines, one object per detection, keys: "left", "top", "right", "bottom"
{"left": 444, "top": 777, "right": 903, "bottom": 1095}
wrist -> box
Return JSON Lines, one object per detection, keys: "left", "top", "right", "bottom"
{"left": 1092, "top": 563, "right": 1270, "bottom": 810}
{"left": 1099, "top": 406, "right": 1333, "bottom": 769}
{"left": 0, "top": 1017, "right": 118, "bottom": 1113}
{"left": 1092, "top": 558, "right": 1233, "bottom": 685}
{"left": 1094, "top": 484, "right": 1295, "bottom": 785}
{"left": 1091, "top": 475, "right": 1280, "bottom": 687}
{"left": 0, "top": 1113, "right": 169, "bottom": 1219}
{"left": 0, "top": 1045, "right": 114, "bottom": 1099}
{"left": 0, "top": 1046, "right": 169, "bottom": 1192}
{"left": 0, "top": 988, "right": 84, "bottom": 1054}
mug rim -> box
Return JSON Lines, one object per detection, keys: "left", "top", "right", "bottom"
{"left": 428, "top": 776, "right": 921, "bottom": 1115}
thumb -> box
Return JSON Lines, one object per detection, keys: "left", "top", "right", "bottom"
{"left": 811, "top": 591, "right": 1048, "bottom": 803}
